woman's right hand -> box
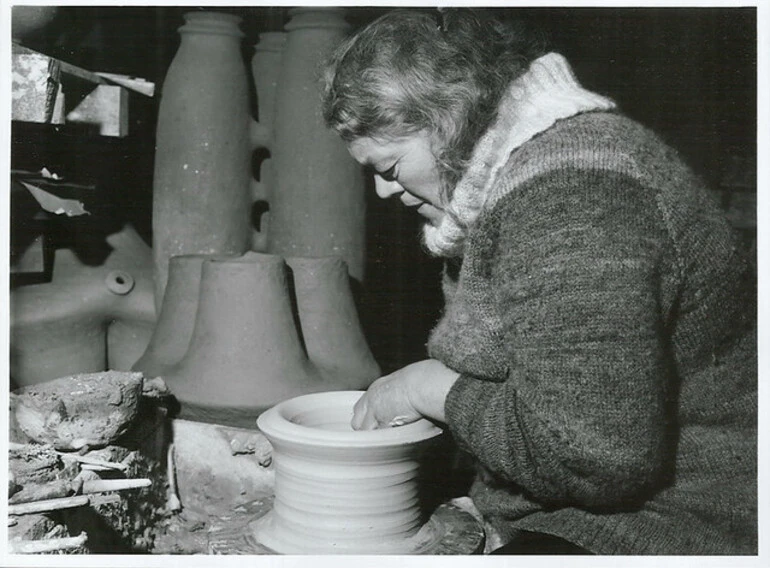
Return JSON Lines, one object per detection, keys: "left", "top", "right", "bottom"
{"left": 351, "top": 359, "right": 460, "bottom": 430}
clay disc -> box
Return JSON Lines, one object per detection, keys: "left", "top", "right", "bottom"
{"left": 207, "top": 500, "right": 485, "bottom": 555}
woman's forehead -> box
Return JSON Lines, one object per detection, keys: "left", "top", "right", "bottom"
{"left": 349, "top": 132, "right": 431, "bottom": 162}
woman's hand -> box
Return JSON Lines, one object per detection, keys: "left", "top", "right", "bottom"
{"left": 351, "top": 359, "right": 460, "bottom": 430}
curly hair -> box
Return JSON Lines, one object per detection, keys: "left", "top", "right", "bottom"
{"left": 321, "top": 8, "right": 548, "bottom": 198}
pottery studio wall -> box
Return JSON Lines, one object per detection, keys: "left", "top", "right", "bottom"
{"left": 11, "top": 6, "right": 756, "bottom": 377}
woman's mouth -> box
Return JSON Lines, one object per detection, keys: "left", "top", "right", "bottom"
{"left": 400, "top": 196, "right": 424, "bottom": 209}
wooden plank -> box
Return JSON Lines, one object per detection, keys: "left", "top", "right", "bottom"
{"left": 66, "top": 84, "right": 129, "bottom": 137}
{"left": 11, "top": 50, "right": 60, "bottom": 123}
{"left": 12, "top": 44, "right": 143, "bottom": 136}
{"left": 13, "top": 43, "right": 106, "bottom": 85}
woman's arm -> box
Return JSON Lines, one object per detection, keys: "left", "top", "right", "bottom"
{"left": 351, "top": 359, "right": 460, "bottom": 430}
{"left": 445, "top": 168, "right": 677, "bottom": 510}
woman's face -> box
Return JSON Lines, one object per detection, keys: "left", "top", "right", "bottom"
{"left": 347, "top": 132, "right": 445, "bottom": 226}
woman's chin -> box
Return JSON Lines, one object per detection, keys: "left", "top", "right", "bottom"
{"left": 417, "top": 204, "right": 444, "bottom": 226}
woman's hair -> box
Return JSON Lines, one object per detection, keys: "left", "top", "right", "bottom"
{"left": 321, "top": 8, "right": 548, "bottom": 197}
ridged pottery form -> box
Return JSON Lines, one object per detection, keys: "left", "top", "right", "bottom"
{"left": 268, "top": 8, "right": 367, "bottom": 282}
{"left": 255, "top": 391, "right": 443, "bottom": 554}
{"left": 147, "top": 253, "right": 380, "bottom": 422}
{"left": 250, "top": 31, "right": 287, "bottom": 252}
{"left": 152, "top": 11, "right": 252, "bottom": 313}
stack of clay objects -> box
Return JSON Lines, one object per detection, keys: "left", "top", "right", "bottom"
{"left": 146, "top": 8, "right": 379, "bottom": 421}
{"left": 133, "top": 252, "right": 380, "bottom": 425}
{"left": 153, "top": 7, "right": 367, "bottom": 304}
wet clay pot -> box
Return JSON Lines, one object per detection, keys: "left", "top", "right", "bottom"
{"left": 10, "top": 224, "right": 156, "bottom": 386}
{"left": 268, "top": 8, "right": 367, "bottom": 282}
{"left": 255, "top": 391, "right": 443, "bottom": 554}
{"left": 250, "top": 31, "right": 287, "bottom": 252}
{"left": 150, "top": 253, "right": 380, "bottom": 425}
{"left": 152, "top": 11, "right": 253, "bottom": 313}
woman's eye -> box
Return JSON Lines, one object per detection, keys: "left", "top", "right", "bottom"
{"left": 378, "top": 165, "right": 397, "bottom": 182}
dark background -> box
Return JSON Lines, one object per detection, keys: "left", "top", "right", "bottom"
{"left": 12, "top": 6, "right": 757, "bottom": 374}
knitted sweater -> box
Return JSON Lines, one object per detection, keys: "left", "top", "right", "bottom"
{"left": 427, "top": 54, "right": 757, "bottom": 555}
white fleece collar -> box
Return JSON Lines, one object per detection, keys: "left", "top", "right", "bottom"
{"left": 423, "top": 52, "right": 616, "bottom": 257}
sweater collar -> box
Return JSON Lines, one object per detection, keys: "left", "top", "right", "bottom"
{"left": 423, "top": 52, "right": 616, "bottom": 257}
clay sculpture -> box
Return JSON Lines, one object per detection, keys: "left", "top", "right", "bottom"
{"left": 254, "top": 390, "right": 443, "bottom": 554}
{"left": 10, "top": 224, "right": 156, "bottom": 387}
{"left": 131, "top": 254, "right": 212, "bottom": 379}
{"left": 134, "top": 252, "right": 380, "bottom": 423}
{"left": 266, "top": 8, "right": 367, "bottom": 282}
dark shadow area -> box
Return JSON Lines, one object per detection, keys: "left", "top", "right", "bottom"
{"left": 11, "top": 4, "right": 756, "bottom": 390}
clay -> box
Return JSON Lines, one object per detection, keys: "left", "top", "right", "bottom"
{"left": 250, "top": 31, "right": 287, "bottom": 252}
{"left": 267, "top": 8, "right": 367, "bottom": 282}
{"left": 151, "top": 252, "right": 379, "bottom": 420}
{"left": 132, "top": 254, "right": 213, "bottom": 378}
{"left": 152, "top": 11, "right": 253, "bottom": 312}
{"left": 170, "top": 418, "right": 275, "bottom": 517}
{"left": 158, "top": 252, "right": 319, "bottom": 409}
{"left": 254, "top": 391, "right": 443, "bottom": 554}
{"left": 8, "top": 443, "right": 63, "bottom": 486}
{"left": 10, "top": 224, "right": 156, "bottom": 386}
{"left": 286, "top": 256, "right": 381, "bottom": 382}
{"left": 10, "top": 371, "right": 144, "bottom": 450}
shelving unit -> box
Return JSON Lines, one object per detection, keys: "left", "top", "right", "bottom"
{"left": 12, "top": 43, "right": 153, "bottom": 137}
{"left": 10, "top": 42, "right": 155, "bottom": 280}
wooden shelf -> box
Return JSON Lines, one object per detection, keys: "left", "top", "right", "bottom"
{"left": 11, "top": 43, "right": 154, "bottom": 137}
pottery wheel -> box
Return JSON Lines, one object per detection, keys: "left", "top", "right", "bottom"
{"left": 207, "top": 496, "right": 485, "bottom": 555}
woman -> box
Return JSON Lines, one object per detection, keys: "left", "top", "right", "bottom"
{"left": 321, "top": 9, "right": 756, "bottom": 555}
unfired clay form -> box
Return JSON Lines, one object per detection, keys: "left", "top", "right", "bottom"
{"left": 11, "top": 225, "right": 155, "bottom": 386}
{"left": 152, "top": 11, "right": 253, "bottom": 313}
{"left": 255, "top": 391, "right": 443, "bottom": 554}
{"left": 267, "top": 8, "right": 367, "bottom": 281}
{"left": 135, "top": 252, "right": 380, "bottom": 419}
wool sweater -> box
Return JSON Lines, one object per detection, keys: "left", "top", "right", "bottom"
{"left": 427, "top": 54, "right": 757, "bottom": 555}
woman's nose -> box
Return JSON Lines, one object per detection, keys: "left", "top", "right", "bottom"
{"left": 374, "top": 176, "right": 403, "bottom": 199}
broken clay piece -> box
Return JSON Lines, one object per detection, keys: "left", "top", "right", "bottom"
{"left": 10, "top": 370, "right": 144, "bottom": 450}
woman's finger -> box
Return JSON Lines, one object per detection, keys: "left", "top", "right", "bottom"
{"left": 351, "top": 393, "right": 368, "bottom": 430}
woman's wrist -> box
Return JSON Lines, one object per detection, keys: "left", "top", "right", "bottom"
{"left": 410, "top": 359, "right": 460, "bottom": 423}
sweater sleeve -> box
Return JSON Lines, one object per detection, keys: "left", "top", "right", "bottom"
{"left": 445, "top": 167, "right": 677, "bottom": 510}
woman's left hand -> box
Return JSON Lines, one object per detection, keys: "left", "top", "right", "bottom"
{"left": 351, "top": 359, "right": 461, "bottom": 430}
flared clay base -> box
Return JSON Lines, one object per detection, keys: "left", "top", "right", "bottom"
{"left": 253, "top": 391, "right": 454, "bottom": 554}
{"left": 204, "top": 498, "right": 485, "bottom": 555}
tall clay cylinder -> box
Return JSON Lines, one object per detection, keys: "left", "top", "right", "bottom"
{"left": 250, "top": 31, "right": 287, "bottom": 252}
{"left": 152, "top": 11, "right": 252, "bottom": 312}
{"left": 268, "top": 8, "right": 367, "bottom": 282}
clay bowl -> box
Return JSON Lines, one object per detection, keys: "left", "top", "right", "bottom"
{"left": 257, "top": 390, "right": 442, "bottom": 460}
{"left": 10, "top": 371, "right": 144, "bottom": 450}
{"left": 255, "top": 390, "right": 443, "bottom": 554}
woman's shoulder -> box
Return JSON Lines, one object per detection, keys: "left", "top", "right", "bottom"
{"left": 511, "top": 110, "right": 667, "bottom": 179}
{"left": 486, "top": 110, "right": 695, "bottom": 208}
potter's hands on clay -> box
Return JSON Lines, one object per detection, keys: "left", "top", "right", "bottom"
{"left": 351, "top": 359, "right": 460, "bottom": 430}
